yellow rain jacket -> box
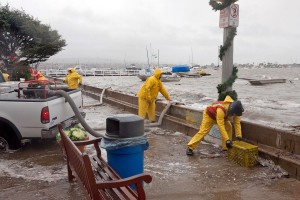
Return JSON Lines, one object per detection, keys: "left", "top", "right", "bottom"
{"left": 64, "top": 68, "right": 82, "bottom": 89}
{"left": 3, "top": 73, "right": 9, "bottom": 81}
{"left": 37, "top": 73, "right": 48, "bottom": 81}
{"left": 137, "top": 68, "right": 170, "bottom": 101}
{"left": 188, "top": 95, "right": 242, "bottom": 151}
{"left": 137, "top": 68, "right": 170, "bottom": 121}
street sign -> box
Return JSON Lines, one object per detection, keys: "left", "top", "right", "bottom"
{"left": 219, "top": 4, "right": 239, "bottom": 28}
{"left": 229, "top": 4, "right": 239, "bottom": 27}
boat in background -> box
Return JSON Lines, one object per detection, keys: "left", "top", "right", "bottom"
{"left": 137, "top": 68, "right": 152, "bottom": 81}
{"left": 177, "top": 70, "right": 211, "bottom": 78}
{"left": 137, "top": 69, "right": 181, "bottom": 82}
{"left": 249, "top": 79, "right": 286, "bottom": 85}
{"left": 161, "top": 73, "right": 181, "bottom": 82}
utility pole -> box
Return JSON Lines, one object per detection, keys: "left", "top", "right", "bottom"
{"left": 221, "top": 28, "right": 234, "bottom": 85}
{"left": 157, "top": 49, "right": 160, "bottom": 67}
{"left": 218, "top": 46, "right": 220, "bottom": 67}
{"left": 146, "top": 46, "right": 150, "bottom": 68}
{"left": 191, "top": 47, "right": 193, "bottom": 67}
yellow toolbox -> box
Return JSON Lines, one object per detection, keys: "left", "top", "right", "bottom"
{"left": 228, "top": 141, "right": 258, "bottom": 167}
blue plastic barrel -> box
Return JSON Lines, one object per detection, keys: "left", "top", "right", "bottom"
{"left": 107, "top": 143, "right": 148, "bottom": 189}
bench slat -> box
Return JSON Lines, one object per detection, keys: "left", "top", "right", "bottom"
{"left": 91, "top": 156, "right": 137, "bottom": 200}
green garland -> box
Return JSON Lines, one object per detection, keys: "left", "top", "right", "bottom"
{"left": 217, "top": 66, "right": 238, "bottom": 101}
{"left": 209, "top": 0, "right": 239, "bottom": 101}
{"left": 219, "top": 27, "right": 237, "bottom": 61}
{"left": 209, "top": 0, "right": 238, "bottom": 11}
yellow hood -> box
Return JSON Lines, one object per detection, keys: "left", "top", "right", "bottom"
{"left": 153, "top": 68, "right": 163, "bottom": 79}
{"left": 68, "top": 68, "right": 75, "bottom": 73}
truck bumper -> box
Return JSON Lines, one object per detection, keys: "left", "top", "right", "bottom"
{"left": 41, "top": 112, "right": 86, "bottom": 139}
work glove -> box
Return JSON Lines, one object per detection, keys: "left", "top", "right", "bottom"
{"left": 226, "top": 140, "right": 233, "bottom": 148}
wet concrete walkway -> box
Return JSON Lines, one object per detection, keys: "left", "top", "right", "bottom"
{"left": 1, "top": 99, "right": 300, "bottom": 199}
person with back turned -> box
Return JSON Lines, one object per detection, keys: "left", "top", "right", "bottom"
{"left": 186, "top": 95, "right": 244, "bottom": 156}
{"left": 137, "top": 68, "right": 171, "bottom": 123}
{"left": 64, "top": 68, "right": 82, "bottom": 89}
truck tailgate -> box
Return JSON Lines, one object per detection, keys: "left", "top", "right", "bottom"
{"left": 47, "top": 90, "right": 82, "bottom": 128}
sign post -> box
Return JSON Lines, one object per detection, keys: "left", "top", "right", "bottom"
{"left": 219, "top": 4, "right": 239, "bottom": 85}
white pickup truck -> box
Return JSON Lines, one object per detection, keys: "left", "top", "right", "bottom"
{"left": 0, "top": 72, "right": 83, "bottom": 151}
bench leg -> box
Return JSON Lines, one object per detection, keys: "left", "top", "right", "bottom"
{"left": 67, "top": 162, "right": 75, "bottom": 181}
{"left": 135, "top": 182, "right": 146, "bottom": 200}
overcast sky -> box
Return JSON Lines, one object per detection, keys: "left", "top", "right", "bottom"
{"left": 3, "top": 0, "right": 300, "bottom": 65}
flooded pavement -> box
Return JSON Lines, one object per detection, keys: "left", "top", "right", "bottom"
{"left": 144, "top": 128, "right": 300, "bottom": 200}
{"left": 0, "top": 139, "right": 85, "bottom": 200}
{"left": 1, "top": 97, "right": 300, "bottom": 200}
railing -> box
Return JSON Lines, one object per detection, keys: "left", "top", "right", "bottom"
{"left": 40, "top": 69, "right": 141, "bottom": 77}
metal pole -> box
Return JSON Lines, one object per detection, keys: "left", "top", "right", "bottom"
{"left": 158, "top": 49, "right": 159, "bottom": 67}
{"left": 218, "top": 46, "right": 220, "bottom": 67}
{"left": 146, "top": 46, "right": 150, "bottom": 68}
{"left": 222, "top": 27, "right": 234, "bottom": 90}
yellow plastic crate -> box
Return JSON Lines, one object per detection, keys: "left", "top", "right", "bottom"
{"left": 228, "top": 141, "right": 258, "bottom": 167}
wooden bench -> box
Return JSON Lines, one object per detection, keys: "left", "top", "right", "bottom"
{"left": 58, "top": 124, "right": 152, "bottom": 200}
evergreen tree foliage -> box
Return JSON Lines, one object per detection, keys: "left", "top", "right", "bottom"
{"left": 0, "top": 4, "right": 66, "bottom": 67}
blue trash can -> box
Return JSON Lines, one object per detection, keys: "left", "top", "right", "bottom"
{"left": 101, "top": 114, "right": 148, "bottom": 189}
{"left": 107, "top": 143, "right": 148, "bottom": 179}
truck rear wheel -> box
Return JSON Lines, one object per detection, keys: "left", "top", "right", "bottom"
{"left": 0, "top": 127, "right": 21, "bottom": 151}
{"left": 0, "top": 136, "right": 9, "bottom": 152}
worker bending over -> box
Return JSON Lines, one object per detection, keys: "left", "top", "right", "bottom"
{"left": 186, "top": 95, "right": 244, "bottom": 156}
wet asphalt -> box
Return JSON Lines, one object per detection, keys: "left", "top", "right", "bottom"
{"left": 1, "top": 101, "right": 300, "bottom": 200}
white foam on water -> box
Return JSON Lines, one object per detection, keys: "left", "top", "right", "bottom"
{"left": 83, "top": 68, "right": 300, "bottom": 130}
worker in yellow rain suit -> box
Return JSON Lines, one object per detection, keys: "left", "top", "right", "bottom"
{"left": 37, "top": 72, "right": 48, "bottom": 81}
{"left": 64, "top": 68, "right": 82, "bottom": 89}
{"left": 186, "top": 95, "right": 244, "bottom": 156}
{"left": 137, "top": 68, "right": 171, "bottom": 122}
{"left": 2, "top": 72, "right": 9, "bottom": 81}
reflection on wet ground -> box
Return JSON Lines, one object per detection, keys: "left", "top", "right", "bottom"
{"left": 0, "top": 139, "right": 85, "bottom": 200}
{"left": 144, "top": 129, "right": 300, "bottom": 200}
{"left": 1, "top": 101, "right": 300, "bottom": 200}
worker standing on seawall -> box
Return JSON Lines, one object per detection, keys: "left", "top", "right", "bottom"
{"left": 137, "top": 68, "right": 171, "bottom": 122}
{"left": 64, "top": 68, "right": 82, "bottom": 89}
{"left": 186, "top": 95, "right": 244, "bottom": 156}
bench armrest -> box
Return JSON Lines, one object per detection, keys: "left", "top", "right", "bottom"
{"left": 96, "top": 173, "right": 152, "bottom": 198}
{"left": 74, "top": 138, "right": 102, "bottom": 157}
{"left": 73, "top": 137, "right": 101, "bottom": 146}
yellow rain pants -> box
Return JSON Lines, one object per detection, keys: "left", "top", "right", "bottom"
{"left": 188, "top": 109, "right": 231, "bottom": 150}
{"left": 138, "top": 98, "right": 156, "bottom": 121}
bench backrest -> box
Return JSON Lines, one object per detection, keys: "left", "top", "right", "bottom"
{"left": 58, "top": 125, "right": 99, "bottom": 200}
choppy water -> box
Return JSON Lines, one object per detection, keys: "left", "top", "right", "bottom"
{"left": 84, "top": 67, "right": 300, "bottom": 132}
{"left": 1, "top": 90, "right": 300, "bottom": 199}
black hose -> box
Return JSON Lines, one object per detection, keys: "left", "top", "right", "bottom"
{"left": 48, "top": 90, "right": 104, "bottom": 138}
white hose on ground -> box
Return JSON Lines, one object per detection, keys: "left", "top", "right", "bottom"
{"left": 83, "top": 87, "right": 111, "bottom": 108}
{"left": 145, "top": 101, "right": 175, "bottom": 127}
{"left": 48, "top": 90, "right": 105, "bottom": 138}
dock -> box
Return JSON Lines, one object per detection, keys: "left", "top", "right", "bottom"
{"left": 249, "top": 79, "right": 286, "bottom": 85}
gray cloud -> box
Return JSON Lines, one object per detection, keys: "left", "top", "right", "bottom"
{"left": 4, "top": 0, "right": 300, "bottom": 64}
